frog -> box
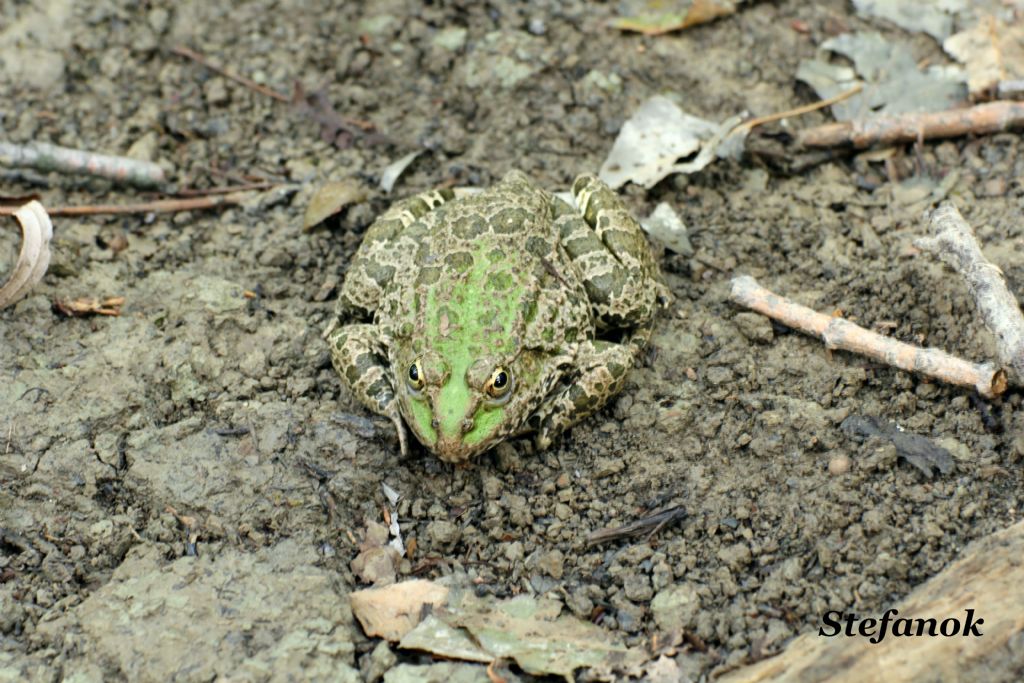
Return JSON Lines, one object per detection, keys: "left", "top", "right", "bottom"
{"left": 324, "top": 170, "right": 668, "bottom": 464}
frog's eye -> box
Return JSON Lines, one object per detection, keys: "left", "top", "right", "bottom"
{"left": 407, "top": 360, "right": 425, "bottom": 392}
{"left": 484, "top": 366, "right": 513, "bottom": 400}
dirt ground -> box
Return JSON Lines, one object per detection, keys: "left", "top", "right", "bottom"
{"left": 3, "top": 0, "right": 1024, "bottom": 681}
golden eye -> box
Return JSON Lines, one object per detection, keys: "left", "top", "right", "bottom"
{"left": 484, "top": 366, "right": 512, "bottom": 399}
{"left": 407, "top": 360, "right": 424, "bottom": 392}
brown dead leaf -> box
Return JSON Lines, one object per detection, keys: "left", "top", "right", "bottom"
{"left": 610, "top": 0, "right": 737, "bottom": 35}
{"left": 945, "top": 16, "right": 1024, "bottom": 98}
{"left": 303, "top": 179, "right": 369, "bottom": 231}
{"left": 350, "top": 579, "right": 450, "bottom": 641}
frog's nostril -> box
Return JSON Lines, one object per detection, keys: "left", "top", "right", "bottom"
{"left": 431, "top": 418, "right": 439, "bottom": 429}
{"left": 461, "top": 419, "right": 474, "bottom": 434}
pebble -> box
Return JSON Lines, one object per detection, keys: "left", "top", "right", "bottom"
{"left": 828, "top": 453, "right": 851, "bottom": 476}
{"left": 425, "top": 520, "right": 461, "bottom": 547}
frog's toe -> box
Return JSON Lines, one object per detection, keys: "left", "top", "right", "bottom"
{"left": 389, "top": 410, "right": 409, "bottom": 457}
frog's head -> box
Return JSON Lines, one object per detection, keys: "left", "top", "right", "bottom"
{"left": 396, "top": 347, "right": 539, "bottom": 463}
{"left": 394, "top": 247, "right": 560, "bottom": 463}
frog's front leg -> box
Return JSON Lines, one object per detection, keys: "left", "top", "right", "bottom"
{"left": 531, "top": 339, "right": 637, "bottom": 450}
{"left": 326, "top": 323, "right": 408, "bottom": 455}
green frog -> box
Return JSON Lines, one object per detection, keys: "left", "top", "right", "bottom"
{"left": 325, "top": 170, "right": 668, "bottom": 464}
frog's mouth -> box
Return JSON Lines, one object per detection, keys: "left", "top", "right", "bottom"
{"left": 404, "top": 385, "right": 507, "bottom": 463}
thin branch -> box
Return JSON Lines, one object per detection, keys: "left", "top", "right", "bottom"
{"left": 0, "top": 141, "right": 166, "bottom": 189}
{"left": 0, "top": 192, "right": 252, "bottom": 217}
{"left": 729, "top": 275, "right": 1006, "bottom": 399}
{"left": 915, "top": 202, "right": 1024, "bottom": 384}
{"left": 738, "top": 84, "right": 863, "bottom": 133}
{"left": 586, "top": 506, "right": 687, "bottom": 546}
{"left": 170, "top": 45, "right": 290, "bottom": 102}
{"left": 797, "top": 101, "right": 1024, "bottom": 149}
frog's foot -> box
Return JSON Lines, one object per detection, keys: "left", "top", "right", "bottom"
{"left": 532, "top": 339, "right": 637, "bottom": 450}
{"left": 326, "top": 322, "right": 408, "bottom": 456}
{"left": 555, "top": 174, "right": 669, "bottom": 329}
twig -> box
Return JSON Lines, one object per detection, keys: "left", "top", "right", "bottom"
{"left": 729, "top": 275, "right": 1006, "bottom": 399}
{"left": 797, "top": 101, "right": 1024, "bottom": 149}
{"left": 0, "top": 191, "right": 252, "bottom": 217}
{"left": 170, "top": 45, "right": 290, "bottom": 102}
{"left": 175, "top": 181, "right": 277, "bottom": 197}
{"left": 0, "top": 141, "right": 166, "bottom": 189}
{"left": 915, "top": 203, "right": 1024, "bottom": 384}
{"left": 586, "top": 506, "right": 687, "bottom": 546}
{"left": 738, "top": 84, "right": 863, "bottom": 133}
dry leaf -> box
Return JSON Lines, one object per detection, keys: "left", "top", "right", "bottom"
{"left": 598, "top": 95, "right": 740, "bottom": 189}
{"left": 611, "top": 0, "right": 737, "bottom": 35}
{"left": 380, "top": 151, "right": 422, "bottom": 193}
{"left": 350, "top": 580, "right": 450, "bottom": 641}
{"left": 400, "top": 592, "right": 646, "bottom": 679}
{"left": 944, "top": 16, "right": 1024, "bottom": 97}
{"left": 852, "top": 0, "right": 964, "bottom": 41}
{"left": 302, "top": 179, "right": 368, "bottom": 231}
{"left": 0, "top": 200, "right": 53, "bottom": 309}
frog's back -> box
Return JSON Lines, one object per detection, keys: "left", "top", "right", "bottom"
{"left": 401, "top": 173, "right": 590, "bottom": 360}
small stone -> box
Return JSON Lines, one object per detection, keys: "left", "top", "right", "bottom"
{"left": 425, "top": 520, "right": 461, "bottom": 547}
{"left": 651, "top": 583, "right": 702, "bottom": 632}
{"left": 432, "top": 26, "right": 467, "bottom": 51}
{"left": 717, "top": 542, "right": 752, "bottom": 571}
{"left": 204, "top": 78, "right": 230, "bottom": 106}
{"left": 733, "top": 312, "right": 774, "bottom": 344}
{"left": 351, "top": 546, "right": 399, "bottom": 586}
{"left": 147, "top": 8, "right": 170, "bottom": 33}
{"left": 126, "top": 131, "right": 159, "bottom": 162}
{"left": 536, "top": 549, "right": 565, "bottom": 579}
{"left": 503, "top": 541, "right": 524, "bottom": 562}
{"left": 363, "top": 640, "right": 396, "bottom": 683}
{"left": 828, "top": 453, "right": 851, "bottom": 475}
{"left": 980, "top": 177, "right": 1007, "bottom": 197}
{"left": 623, "top": 573, "right": 653, "bottom": 601}
{"left": 88, "top": 519, "right": 114, "bottom": 540}
{"left": 238, "top": 349, "right": 267, "bottom": 379}
{"left": 705, "top": 366, "right": 734, "bottom": 386}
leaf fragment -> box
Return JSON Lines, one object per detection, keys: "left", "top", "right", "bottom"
{"left": 0, "top": 200, "right": 53, "bottom": 310}
{"left": 302, "top": 179, "right": 369, "bottom": 231}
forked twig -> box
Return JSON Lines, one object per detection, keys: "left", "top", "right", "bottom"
{"left": 916, "top": 203, "right": 1024, "bottom": 384}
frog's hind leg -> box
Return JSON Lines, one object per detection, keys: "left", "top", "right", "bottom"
{"left": 555, "top": 175, "right": 667, "bottom": 333}
{"left": 531, "top": 339, "right": 639, "bottom": 450}
{"left": 325, "top": 323, "right": 409, "bottom": 455}
{"left": 336, "top": 188, "right": 455, "bottom": 318}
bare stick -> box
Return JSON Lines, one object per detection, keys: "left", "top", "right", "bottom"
{"left": 915, "top": 203, "right": 1024, "bottom": 384}
{"left": 0, "top": 141, "right": 166, "bottom": 189}
{"left": 737, "top": 84, "right": 863, "bottom": 133}
{"left": 170, "top": 45, "right": 290, "bottom": 102}
{"left": 797, "top": 101, "right": 1024, "bottom": 149}
{"left": 0, "top": 192, "right": 251, "bottom": 218}
{"left": 730, "top": 275, "right": 1006, "bottom": 398}
{"left": 586, "top": 506, "right": 686, "bottom": 546}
